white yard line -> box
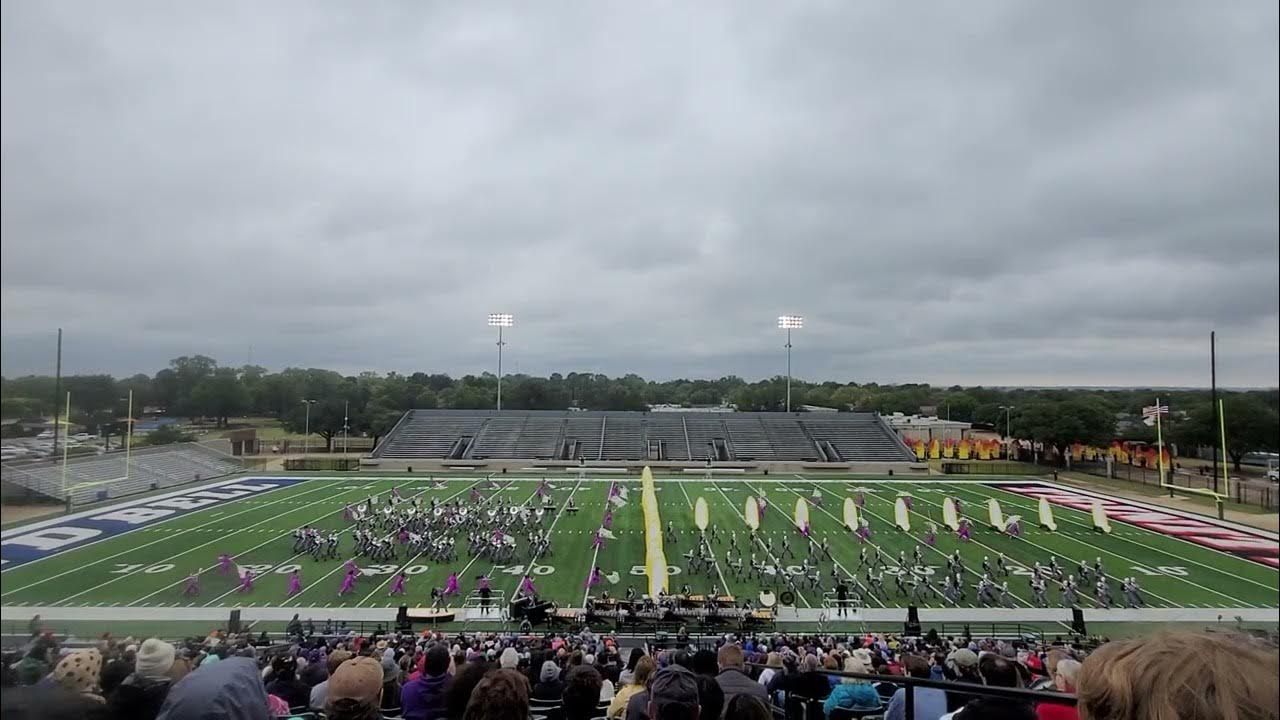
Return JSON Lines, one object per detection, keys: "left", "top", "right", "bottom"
{"left": 202, "top": 477, "right": 457, "bottom": 608}
{"left": 985, "top": 485, "right": 1278, "bottom": 593}
{"left": 673, "top": 481, "right": 731, "bottom": 596}
{"left": 62, "top": 480, "right": 377, "bottom": 606}
{"left": 705, "top": 480, "right": 811, "bottom": 608}
{"left": 2, "top": 480, "right": 344, "bottom": 597}
{"left": 952, "top": 485, "right": 1263, "bottom": 608}
{"left": 128, "top": 479, "right": 430, "bottom": 607}
{"left": 354, "top": 478, "right": 525, "bottom": 607}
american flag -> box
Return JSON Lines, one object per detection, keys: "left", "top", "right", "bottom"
{"left": 1142, "top": 404, "right": 1169, "bottom": 418}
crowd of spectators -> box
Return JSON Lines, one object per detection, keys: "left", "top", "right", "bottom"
{"left": 2, "top": 618, "right": 1276, "bottom": 720}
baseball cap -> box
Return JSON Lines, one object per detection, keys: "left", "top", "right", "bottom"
{"left": 649, "top": 665, "right": 699, "bottom": 710}
{"left": 327, "top": 657, "right": 383, "bottom": 704}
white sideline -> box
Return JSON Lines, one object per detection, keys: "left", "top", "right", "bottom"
{"left": 3, "top": 605, "right": 1276, "bottom": 625}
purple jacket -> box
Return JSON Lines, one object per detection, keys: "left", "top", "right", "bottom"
{"left": 401, "top": 671, "right": 451, "bottom": 720}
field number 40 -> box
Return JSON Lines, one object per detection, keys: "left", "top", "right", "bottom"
{"left": 1131, "top": 565, "right": 1188, "bottom": 576}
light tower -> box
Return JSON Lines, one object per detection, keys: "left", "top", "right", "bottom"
{"left": 487, "top": 313, "right": 514, "bottom": 410}
{"left": 777, "top": 315, "right": 804, "bottom": 413}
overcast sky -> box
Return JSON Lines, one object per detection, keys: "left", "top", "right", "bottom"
{"left": 2, "top": 2, "right": 1277, "bottom": 387}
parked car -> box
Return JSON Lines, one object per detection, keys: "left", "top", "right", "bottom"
{"left": 36, "top": 430, "right": 55, "bottom": 440}
{"left": 1267, "top": 468, "right": 1279, "bottom": 483}
{"left": 71, "top": 432, "right": 97, "bottom": 441}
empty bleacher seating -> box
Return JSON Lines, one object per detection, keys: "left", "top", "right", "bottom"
{"left": 372, "top": 410, "right": 914, "bottom": 463}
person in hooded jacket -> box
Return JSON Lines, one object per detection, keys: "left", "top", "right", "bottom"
{"left": 156, "top": 657, "right": 271, "bottom": 720}
{"left": 401, "top": 645, "right": 452, "bottom": 720}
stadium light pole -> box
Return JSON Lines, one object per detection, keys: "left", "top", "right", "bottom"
{"left": 301, "top": 399, "right": 317, "bottom": 456}
{"left": 778, "top": 315, "right": 803, "bottom": 413}
{"left": 488, "top": 313, "right": 514, "bottom": 411}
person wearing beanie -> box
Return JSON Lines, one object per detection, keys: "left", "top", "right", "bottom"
{"left": 499, "top": 647, "right": 520, "bottom": 670}
{"left": 401, "top": 645, "right": 451, "bottom": 720}
{"left": 110, "top": 638, "right": 179, "bottom": 720}
{"left": 53, "top": 649, "right": 105, "bottom": 704}
{"left": 533, "top": 660, "right": 566, "bottom": 700}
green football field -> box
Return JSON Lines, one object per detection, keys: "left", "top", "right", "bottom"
{"left": 1, "top": 474, "right": 1276, "bottom": 616}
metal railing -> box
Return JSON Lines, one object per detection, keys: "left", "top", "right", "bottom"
{"left": 750, "top": 663, "right": 1075, "bottom": 718}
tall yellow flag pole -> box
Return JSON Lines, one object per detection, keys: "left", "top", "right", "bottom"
{"left": 1155, "top": 396, "right": 1166, "bottom": 487}
{"left": 1217, "top": 399, "right": 1229, "bottom": 520}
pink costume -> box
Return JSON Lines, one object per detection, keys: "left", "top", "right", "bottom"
{"left": 592, "top": 529, "right": 605, "bottom": 550}
{"left": 471, "top": 488, "right": 482, "bottom": 503}
{"left": 444, "top": 572, "right": 459, "bottom": 597}
{"left": 520, "top": 575, "right": 537, "bottom": 597}
{"left": 398, "top": 528, "right": 410, "bottom": 544}
{"left": 585, "top": 566, "right": 602, "bottom": 588}
{"left": 344, "top": 560, "right": 361, "bottom": 576}
{"left": 536, "top": 480, "right": 549, "bottom": 498}
{"left": 338, "top": 568, "right": 358, "bottom": 596}
{"left": 392, "top": 487, "right": 403, "bottom": 500}
{"left": 957, "top": 519, "right": 972, "bottom": 541}
{"left": 1006, "top": 519, "right": 1022, "bottom": 538}
{"left": 608, "top": 482, "right": 620, "bottom": 499}
{"left": 603, "top": 511, "right": 614, "bottom": 529}
{"left": 183, "top": 573, "right": 201, "bottom": 596}
{"left": 757, "top": 498, "right": 767, "bottom": 518}
{"left": 343, "top": 505, "right": 354, "bottom": 521}
{"left": 218, "top": 554, "right": 234, "bottom": 575}
{"left": 287, "top": 571, "right": 303, "bottom": 597}
{"left": 237, "top": 570, "right": 255, "bottom": 593}
{"left": 477, "top": 575, "right": 491, "bottom": 592}
{"left": 492, "top": 529, "right": 504, "bottom": 545}
{"left": 856, "top": 523, "right": 872, "bottom": 543}
{"left": 924, "top": 528, "right": 937, "bottom": 547}
{"left": 855, "top": 492, "right": 865, "bottom": 508}
{"left": 901, "top": 496, "right": 914, "bottom": 511}
{"left": 800, "top": 522, "right": 811, "bottom": 538}
{"left": 389, "top": 572, "right": 407, "bottom": 596}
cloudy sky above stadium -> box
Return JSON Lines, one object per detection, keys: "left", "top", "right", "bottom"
{"left": 2, "top": 2, "right": 1277, "bottom": 387}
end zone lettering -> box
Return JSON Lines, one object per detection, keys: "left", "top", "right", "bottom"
{"left": 0, "top": 478, "right": 301, "bottom": 570}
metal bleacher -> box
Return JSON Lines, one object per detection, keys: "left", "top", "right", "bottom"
{"left": 372, "top": 410, "right": 915, "bottom": 464}
{"left": 0, "top": 443, "right": 244, "bottom": 506}
{"left": 801, "top": 416, "right": 913, "bottom": 462}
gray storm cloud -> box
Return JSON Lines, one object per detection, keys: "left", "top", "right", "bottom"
{"left": 2, "top": 1, "right": 1277, "bottom": 386}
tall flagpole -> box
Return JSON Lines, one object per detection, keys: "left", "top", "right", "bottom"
{"left": 124, "top": 389, "right": 134, "bottom": 480}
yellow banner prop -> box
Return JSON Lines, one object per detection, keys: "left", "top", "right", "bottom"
{"left": 942, "top": 497, "right": 960, "bottom": 531}
{"left": 640, "top": 467, "right": 668, "bottom": 596}
{"left": 893, "top": 497, "right": 911, "bottom": 531}
{"left": 842, "top": 497, "right": 859, "bottom": 531}
{"left": 1091, "top": 501, "right": 1112, "bottom": 534}
{"left": 987, "top": 498, "right": 1004, "bottom": 530}
{"left": 1037, "top": 497, "right": 1057, "bottom": 531}
{"left": 744, "top": 496, "right": 760, "bottom": 531}
{"left": 793, "top": 497, "right": 809, "bottom": 532}
{"left": 694, "top": 497, "right": 709, "bottom": 532}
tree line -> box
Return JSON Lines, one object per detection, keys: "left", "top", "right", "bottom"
{"left": 1, "top": 355, "right": 1276, "bottom": 462}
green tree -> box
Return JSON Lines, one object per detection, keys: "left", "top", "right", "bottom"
{"left": 1013, "top": 399, "right": 1115, "bottom": 457}
{"left": 144, "top": 425, "right": 194, "bottom": 446}
{"left": 188, "top": 369, "right": 249, "bottom": 427}
{"left": 1175, "top": 397, "right": 1280, "bottom": 471}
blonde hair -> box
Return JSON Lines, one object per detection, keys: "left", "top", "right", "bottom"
{"left": 1076, "top": 631, "right": 1279, "bottom": 720}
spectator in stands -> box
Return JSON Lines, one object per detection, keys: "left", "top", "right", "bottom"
{"left": 326, "top": 656, "right": 389, "bottom": 720}
{"left": 609, "top": 655, "right": 654, "bottom": 718}
{"left": 463, "top": 667, "right": 529, "bottom": 720}
{"left": 824, "top": 649, "right": 880, "bottom": 718}
{"left": 99, "top": 657, "right": 134, "bottom": 700}
{"left": 498, "top": 647, "right": 520, "bottom": 670}
{"left": 401, "top": 644, "right": 451, "bottom": 720}
{"left": 264, "top": 655, "right": 309, "bottom": 709}
{"left": 788, "top": 653, "right": 834, "bottom": 701}
{"left": 941, "top": 654, "right": 1035, "bottom": 720}
{"left": 446, "top": 660, "right": 493, "bottom": 720}
{"left": 53, "top": 649, "right": 106, "bottom": 706}
{"left": 646, "top": 665, "right": 701, "bottom": 720}
{"left": 694, "top": 675, "right": 725, "bottom": 720}
{"left": 2, "top": 684, "right": 112, "bottom": 720}
{"left": 534, "top": 660, "right": 566, "bottom": 700}
{"left": 942, "top": 648, "right": 983, "bottom": 712}
{"left": 1035, "top": 658, "right": 1079, "bottom": 720}
{"left": 14, "top": 641, "right": 52, "bottom": 685}
{"left": 156, "top": 657, "right": 270, "bottom": 720}
{"left": 1075, "top": 631, "right": 1279, "bottom": 720}
{"left": 885, "top": 654, "right": 947, "bottom": 720}
{"left": 724, "top": 694, "right": 772, "bottom": 720}
{"left": 619, "top": 648, "right": 646, "bottom": 686}
{"left": 310, "top": 649, "right": 352, "bottom": 710}
{"left": 757, "top": 653, "right": 783, "bottom": 689}
{"left": 563, "top": 665, "right": 604, "bottom": 720}
{"left": 690, "top": 650, "right": 718, "bottom": 677}
{"left": 380, "top": 652, "right": 403, "bottom": 712}
{"left": 715, "top": 644, "right": 767, "bottom": 707}
{"left": 108, "top": 638, "right": 178, "bottom": 720}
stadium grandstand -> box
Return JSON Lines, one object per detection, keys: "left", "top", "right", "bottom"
{"left": 369, "top": 410, "right": 917, "bottom": 467}
{"left": 1, "top": 443, "right": 243, "bottom": 507}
